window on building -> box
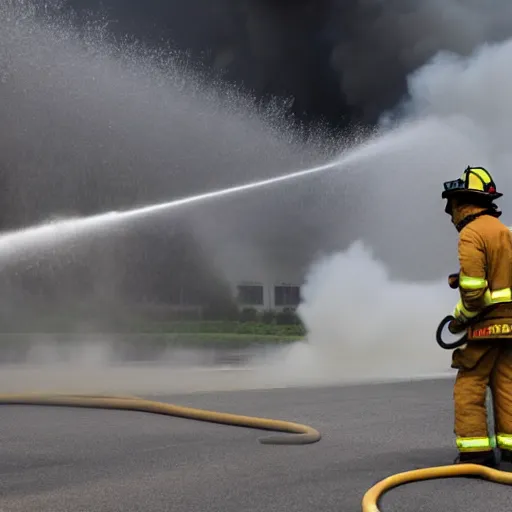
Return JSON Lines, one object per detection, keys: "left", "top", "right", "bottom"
{"left": 237, "top": 284, "right": 264, "bottom": 306}
{"left": 274, "top": 285, "right": 301, "bottom": 307}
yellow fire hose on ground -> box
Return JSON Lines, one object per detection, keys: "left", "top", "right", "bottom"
{"left": 361, "top": 463, "right": 512, "bottom": 512}
{"left": 0, "top": 393, "right": 320, "bottom": 445}
{"left": 1, "top": 314, "right": 512, "bottom": 512}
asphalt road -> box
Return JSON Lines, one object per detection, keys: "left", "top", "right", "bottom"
{"left": 1, "top": 378, "right": 510, "bottom": 512}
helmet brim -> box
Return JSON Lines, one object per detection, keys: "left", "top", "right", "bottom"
{"left": 441, "top": 189, "right": 503, "bottom": 200}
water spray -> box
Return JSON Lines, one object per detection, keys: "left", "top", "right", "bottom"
{"left": 0, "top": 159, "right": 342, "bottom": 261}
{"left": 0, "top": 112, "right": 428, "bottom": 264}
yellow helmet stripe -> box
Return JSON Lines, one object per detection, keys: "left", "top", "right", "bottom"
{"left": 460, "top": 167, "right": 492, "bottom": 192}
{"left": 470, "top": 167, "right": 492, "bottom": 184}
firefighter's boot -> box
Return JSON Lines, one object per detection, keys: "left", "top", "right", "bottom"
{"left": 454, "top": 450, "right": 497, "bottom": 467}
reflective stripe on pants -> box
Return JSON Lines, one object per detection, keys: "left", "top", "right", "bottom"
{"left": 456, "top": 436, "right": 494, "bottom": 452}
{"left": 497, "top": 433, "right": 512, "bottom": 450}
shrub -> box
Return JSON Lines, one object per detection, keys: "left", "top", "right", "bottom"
{"left": 275, "top": 308, "right": 302, "bottom": 325}
{"left": 239, "top": 307, "right": 259, "bottom": 323}
{"left": 261, "top": 310, "right": 277, "bottom": 325}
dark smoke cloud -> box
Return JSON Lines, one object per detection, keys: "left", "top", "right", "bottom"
{"left": 64, "top": 0, "right": 512, "bottom": 127}
{"left": 63, "top": 0, "right": 348, "bottom": 128}
{"left": 329, "top": 0, "right": 512, "bottom": 122}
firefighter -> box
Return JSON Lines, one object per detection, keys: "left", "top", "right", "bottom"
{"left": 442, "top": 166, "right": 512, "bottom": 467}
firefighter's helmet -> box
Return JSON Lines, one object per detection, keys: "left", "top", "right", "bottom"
{"left": 442, "top": 166, "right": 503, "bottom": 202}
{"left": 443, "top": 166, "right": 503, "bottom": 220}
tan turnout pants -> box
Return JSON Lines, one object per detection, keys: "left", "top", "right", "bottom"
{"left": 452, "top": 341, "right": 512, "bottom": 453}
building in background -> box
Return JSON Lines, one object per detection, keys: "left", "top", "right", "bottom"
{"left": 235, "top": 280, "right": 301, "bottom": 311}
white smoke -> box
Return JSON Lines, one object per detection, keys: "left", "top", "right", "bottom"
{"left": 263, "top": 242, "right": 454, "bottom": 386}
{"left": 285, "top": 37, "right": 512, "bottom": 385}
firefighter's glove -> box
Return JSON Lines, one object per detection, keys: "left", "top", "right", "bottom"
{"left": 448, "top": 273, "right": 460, "bottom": 289}
{"left": 448, "top": 317, "right": 467, "bottom": 335}
{"left": 452, "top": 299, "right": 477, "bottom": 326}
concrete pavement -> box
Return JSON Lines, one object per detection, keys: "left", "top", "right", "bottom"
{"left": 0, "top": 378, "right": 509, "bottom": 512}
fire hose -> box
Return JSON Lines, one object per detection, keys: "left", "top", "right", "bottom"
{"left": 0, "top": 393, "right": 320, "bottom": 445}
{"left": 2, "top": 313, "right": 511, "bottom": 511}
{"left": 435, "top": 314, "right": 469, "bottom": 349}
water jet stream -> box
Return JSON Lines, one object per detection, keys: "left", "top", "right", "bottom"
{"left": 0, "top": 116, "right": 423, "bottom": 264}
{"left": 0, "top": 159, "right": 343, "bottom": 261}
